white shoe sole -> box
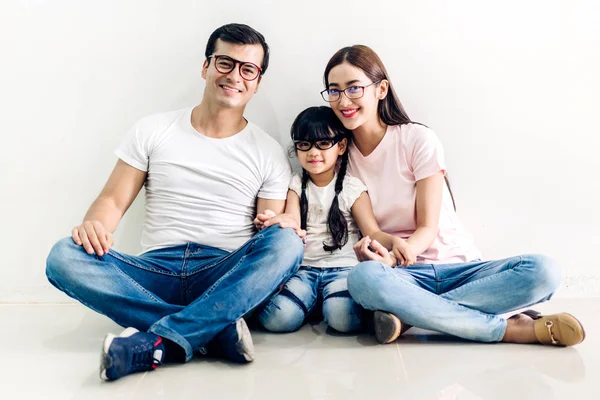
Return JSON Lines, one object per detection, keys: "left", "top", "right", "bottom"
{"left": 235, "top": 319, "right": 255, "bottom": 362}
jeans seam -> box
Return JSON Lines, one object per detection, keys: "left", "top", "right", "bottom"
{"left": 440, "top": 256, "right": 524, "bottom": 300}
{"left": 107, "top": 251, "right": 179, "bottom": 277}
{"left": 439, "top": 256, "right": 522, "bottom": 282}
{"left": 111, "top": 263, "right": 162, "bottom": 303}
{"left": 385, "top": 264, "right": 499, "bottom": 321}
{"left": 47, "top": 274, "right": 127, "bottom": 325}
{"left": 182, "top": 243, "right": 190, "bottom": 276}
{"left": 185, "top": 235, "right": 261, "bottom": 277}
{"left": 200, "top": 255, "right": 245, "bottom": 300}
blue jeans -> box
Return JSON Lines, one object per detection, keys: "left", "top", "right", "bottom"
{"left": 46, "top": 226, "right": 303, "bottom": 361}
{"left": 258, "top": 266, "right": 363, "bottom": 333}
{"left": 347, "top": 254, "right": 561, "bottom": 342}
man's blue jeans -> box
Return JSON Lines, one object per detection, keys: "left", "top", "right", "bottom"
{"left": 347, "top": 254, "right": 561, "bottom": 342}
{"left": 46, "top": 226, "right": 303, "bottom": 361}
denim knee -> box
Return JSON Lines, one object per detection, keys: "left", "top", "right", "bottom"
{"left": 261, "top": 226, "right": 303, "bottom": 268}
{"left": 521, "top": 254, "right": 562, "bottom": 297}
{"left": 46, "top": 237, "right": 82, "bottom": 288}
{"left": 258, "top": 296, "right": 305, "bottom": 333}
{"left": 347, "top": 261, "right": 389, "bottom": 307}
{"left": 322, "top": 298, "right": 361, "bottom": 333}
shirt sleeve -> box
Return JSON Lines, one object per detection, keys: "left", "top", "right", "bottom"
{"left": 114, "top": 118, "right": 153, "bottom": 172}
{"left": 409, "top": 125, "right": 447, "bottom": 181}
{"left": 257, "top": 145, "right": 293, "bottom": 200}
{"left": 339, "top": 176, "right": 368, "bottom": 211}
{"left": 288, "top": 174, "right": 303, "bottom": 198}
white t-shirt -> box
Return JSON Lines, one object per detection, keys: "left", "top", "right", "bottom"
{"left": 289, "top": 173, "right": 367, "bottom": 268}
{"left": 348, "top": 123, "right": 481, "bottom": 264}
{"left": 115, "top": 107, "right": 292, "bottom": 253}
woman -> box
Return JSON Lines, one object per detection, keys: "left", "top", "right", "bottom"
{"left": 320, "top": 45, "right": 584, "bottom": 347}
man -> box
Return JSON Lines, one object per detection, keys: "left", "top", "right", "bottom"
{"left": 46, "top": 23, "right": 303, "bottom": 381}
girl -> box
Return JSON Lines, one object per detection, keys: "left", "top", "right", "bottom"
{"left": 321, "top": 45, "right": 585, "bottom": 346}
{"left": 255, "top": 106, "right": 397, "bottom": 333}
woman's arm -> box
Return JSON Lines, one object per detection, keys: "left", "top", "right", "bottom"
{"left": 406, "top": 171, "right": 444, "bottom": 254}
{"left": 352, "top": 171, "right": 444, "bottom": 267}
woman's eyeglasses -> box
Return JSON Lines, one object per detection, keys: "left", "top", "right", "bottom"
{"left": 320, "top": 80, "right": 382, "bottom": 102}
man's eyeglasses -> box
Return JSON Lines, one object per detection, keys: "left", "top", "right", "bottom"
{"left": 320, "top": 80, "right": 382, "bottom": 102}
{"left": 208, "top": 55, "right": 262, "bottom": 81}
{"left": 293, "top": 137, "right": 344, "bottom": 152}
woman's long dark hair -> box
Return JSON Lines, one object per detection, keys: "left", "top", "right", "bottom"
{"left": 323, "top": 45, "right": 456, "bottom": 210}
{"left": 291, "top": 106, "right": 351, "bottom": 252}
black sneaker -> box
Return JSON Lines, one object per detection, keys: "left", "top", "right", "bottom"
{"left": 100, "top": 328, "right": 165, "bottom": 381}
{"left": 203, "top": 318, "right": 254, "bottom": 363}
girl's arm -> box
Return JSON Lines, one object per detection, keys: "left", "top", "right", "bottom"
{"left": 259, "top": 190, "right": 305, "bottom": 238}
{"left": 351, "top": 192, "right": 395, "bottom": 248}
{"left": 351, "top": 192, "right": 398, "bottom": 266}
{"left": 283, "top": 189, "right": 301, "bottom": 224}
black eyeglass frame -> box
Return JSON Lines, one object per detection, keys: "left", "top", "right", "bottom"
{"left": 293, "top": 136, "right": 346, "bottom": 152}
{"left": 207, "top": 55, "right": 263, "bottom": 81}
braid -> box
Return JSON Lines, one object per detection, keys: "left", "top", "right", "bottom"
{"left": 300, "top": 169, "right": 309, "bottom": 231}
{"left": 323, "top": 150, "right": 349, "bottom": 252}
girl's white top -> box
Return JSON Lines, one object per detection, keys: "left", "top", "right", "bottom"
{"left": 289, "top": 173, "right": 367, "bottom": 268}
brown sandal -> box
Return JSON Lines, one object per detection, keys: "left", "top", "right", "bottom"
{"left": 521, "top": 309, "right": 586, "bottom": 347}
{"left": 373, "top": 311, "right": 412, "bottom": 344}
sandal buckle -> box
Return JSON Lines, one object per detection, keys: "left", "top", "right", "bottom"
{"left": 545, "top": 320, "right": 560, "bottom": 345}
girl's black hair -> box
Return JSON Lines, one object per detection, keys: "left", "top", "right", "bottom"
{"left": 291, "top": 106, "right": 351, "bottom": 252}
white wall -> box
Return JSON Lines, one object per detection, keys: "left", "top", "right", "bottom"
{"left": 1, "top": 0, "right": 599, "bottom": 302}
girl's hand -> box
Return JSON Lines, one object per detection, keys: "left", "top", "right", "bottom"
{"left": 392, "top": 237, "right": 416, "bottom": 267}
{"left": 253, "top": 209, "right": 277, "bottom": 231}
{"left": 261, "top": 212, "right": 307, "bottom": 241}
{"left": 353, "top": 236, "right": 398, "bottom": 267}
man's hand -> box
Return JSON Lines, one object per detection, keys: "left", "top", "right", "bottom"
{"left": 353, "top": 236, "right": 397, "bottom": 267}
{"left": 72, "top": 221, "right": 114, "bottom": 256}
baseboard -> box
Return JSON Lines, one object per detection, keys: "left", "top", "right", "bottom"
{"left": 0, "top": 285, "right": 76, "bottom": 304}
{"left": 557, "top": 274, "right": 600, "bottom": 298}
{"left": 1, "top": 276, "right": 599, "bottom": 304}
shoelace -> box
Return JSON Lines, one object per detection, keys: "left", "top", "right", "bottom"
{"left": 131, "top": 344, "right": 159, "bottom": 371}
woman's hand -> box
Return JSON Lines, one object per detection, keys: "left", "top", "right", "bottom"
{"left": 392, "top": 237, "right": 416, "bottom": 267}
{"left": 353, "top": 236, "right": 398, "bottom": 267}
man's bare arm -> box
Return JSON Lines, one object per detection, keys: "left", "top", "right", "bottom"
{"left": 72, "top": 160, "right": 146, "bottom": 255}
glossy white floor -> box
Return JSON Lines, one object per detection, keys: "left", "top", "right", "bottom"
{"left": 3, "top": 299, "right": 599, "bottom": 400}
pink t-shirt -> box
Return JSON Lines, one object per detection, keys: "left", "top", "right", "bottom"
{"left": 348, "top": 123, "right": 482, "bottom": 264}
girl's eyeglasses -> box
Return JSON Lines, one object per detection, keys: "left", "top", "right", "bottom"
{"left": 293, "top": 137, "right": 344, "bottom": 151}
